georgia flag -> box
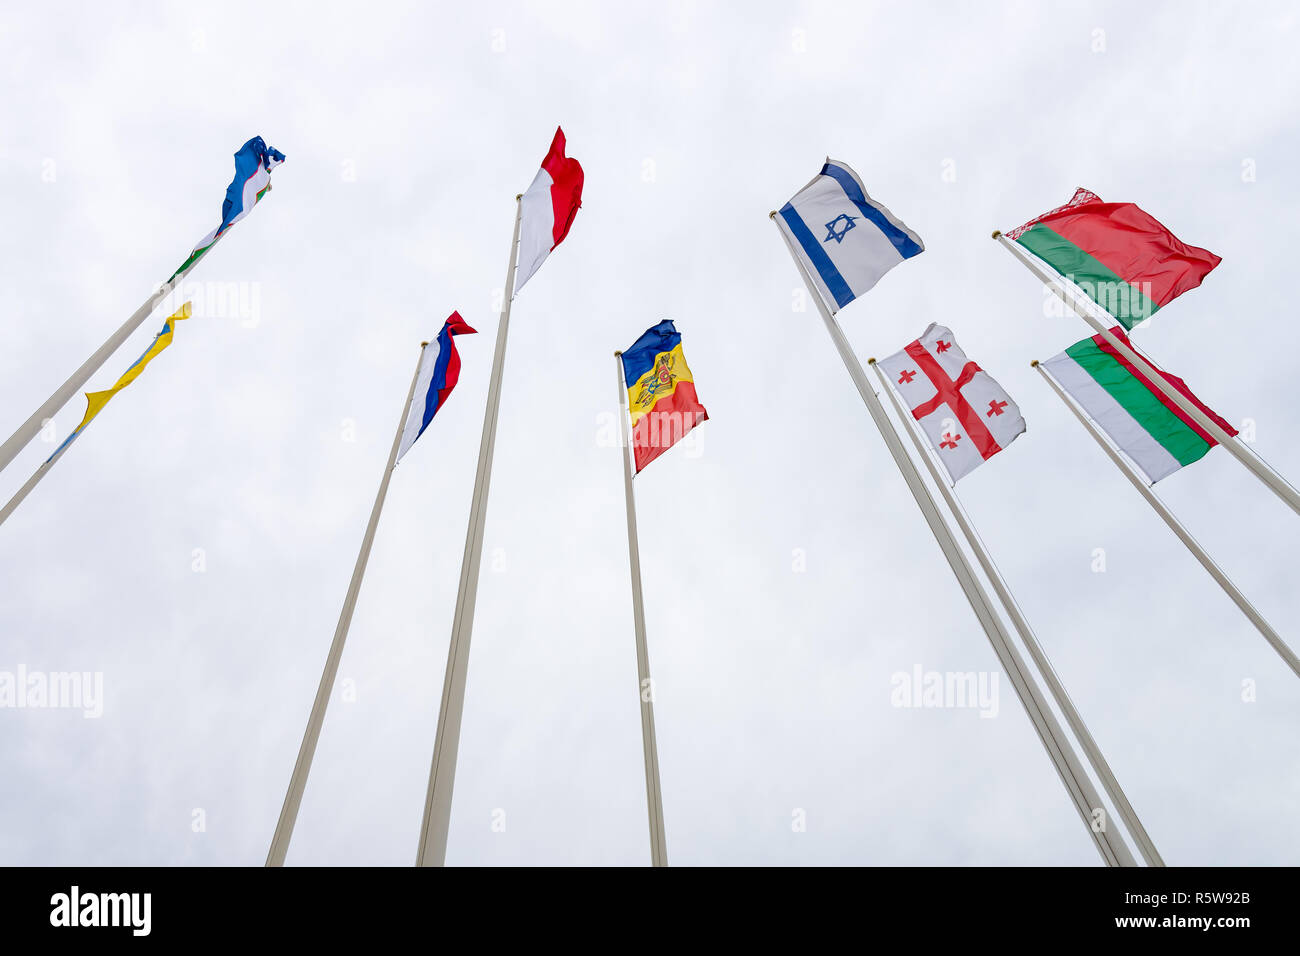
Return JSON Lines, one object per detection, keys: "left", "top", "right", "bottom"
{"left": 515, "top": 127, "right": 584, "bottom": 292}
{"left": 878, "top": 324, "right": 1026, "bottom": 483}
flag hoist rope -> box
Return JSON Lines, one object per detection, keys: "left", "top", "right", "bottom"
{"left": 613, "top": 351, "right": 669, "bottom": 867}
{"left": 264, "top": 341, "right": 428, "bottom": 866}
{"left": 1036, "top": 361, "right": 1300, "bottom": 681}
{"left": 871, "top": 360, "right": 1164, "bottom": 866}
{"left": 416, "top": 196, "right": 523, "bottom": 867}
{"left": 994, "top": 232, "right": 1300, "bottom": 518}
{"left": 0, "top": 237, "right": 226, "bottom": 478}
{"left": 772, "top": 213, "right": 1137, "bottom": 866}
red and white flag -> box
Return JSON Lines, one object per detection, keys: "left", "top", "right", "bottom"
{"left": 515, "top": 126, "right": 584, "bottom": 292}
{"left": 878, "top": 324, "right": 1025, "bottom": 483}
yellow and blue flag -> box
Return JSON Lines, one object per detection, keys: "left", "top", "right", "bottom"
{"left": 621, "top": 320, "right": 708, "bottom": 473}
{"left": 46, "top": 303, "right": 192, "bottom": 463}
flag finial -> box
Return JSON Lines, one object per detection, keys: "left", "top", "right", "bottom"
{"left": 991, "top": 230, "right": 1002, "bottom": 239}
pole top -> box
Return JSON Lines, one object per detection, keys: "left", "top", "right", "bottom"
{"left": 1030, "top": 359, "right": 1039, "bottom": 367}
{"left": 420, "top": 341, "right": 429, "bottom": 348}
{"left": 515, "top": 193, "right": 523, "bottom": 201}
{"left": 614, "top": 350, "right": 623, "bottom": 357}
{"left": 867, "top": 357, "right": 876, "bottom": 365}
{"left": 768, "top": 210, "right": 777, "bottom": 219}
{"left": 991, "top": 229, "right": 1002, "bottom": 239}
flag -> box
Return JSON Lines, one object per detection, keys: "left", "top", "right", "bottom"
{"left": 397, "top": 312, "right": 478, "bottom": 461}
{"left": 1043, "top": 326, "right": 1236, "bottom": 483}
{"left": 621, "top": 320, "right": 708, "bottom": 474}
{"left": 878, "top": 323, "right": 1025, "bottom": 483}
{"left": 1007, "top": 188, "right": 1220, "bottom": 330}
{"left": 776, "top": 159, "right": 924, "bottom": 313}
{"left": 170, "top": 136, "right": 286, "bottom": 280}
{"left": 515, "top": 127, "right": 584, "bottom": 292}
{"left": 47, "top": 303, "right": 193, "bottom": 463}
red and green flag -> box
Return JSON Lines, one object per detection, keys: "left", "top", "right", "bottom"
{"left": 1043, "top": 326, "right": 1236, "bottom": 483}
{"left": 1007, "top": 188, "right": 1221, "bottom": 329}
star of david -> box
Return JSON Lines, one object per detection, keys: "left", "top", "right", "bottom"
{"left": 823, "top": 213, "right": 857, "bottom": 244}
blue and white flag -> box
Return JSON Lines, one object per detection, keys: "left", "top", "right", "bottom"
{"left": 776, "top": 159, "right": 924, "bottom": 314}
{"left": 397, "top": 312, "right": 477, "bottom": 461}
{"left": 170, "top": 136, "right": 286, "bottom": 280}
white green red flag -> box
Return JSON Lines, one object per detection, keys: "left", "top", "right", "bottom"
{"left": 1043, "top": 326, "right": 1237, "bottom": 483}
{"left": 1007, "top": 188, "right": 1220, "bottom": 329}
{"left": 879, "top": 324, "right": 1026, "bottom": 483}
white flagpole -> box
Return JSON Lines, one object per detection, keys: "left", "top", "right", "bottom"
{"left": 415, "top": 196, "right": 523, "bottom": 867}
{"left": 871, "top": 360, "right": 1165, "bottom": 866}
{"left": 0, "top": 238, "right": 224, "bottom": 478}
{"left": 1036, "top": 360, "right": 1300, "bottom": 680}
{"left": 613, "top": 350, "right": 669, "bottom": 867}
{"left": 994, "top": 232, "right": 1300, "bottom": 518}
{"left": 265, "top": 341, "right": 428, "bottom": 867}
{"left": 771, "top": 213, "right": 1137, "bottom": 867}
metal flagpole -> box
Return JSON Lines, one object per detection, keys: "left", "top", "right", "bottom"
{"left": 0, "top": 239, "right": 225, "bottom": 477}
{"left": 771, "top": 213, "right": 1136, "bottom": 867}
{"left": 416, "top": 196, "right": 523, "bottom": 867}
{"left": 994, "top": 232, "right": 1300, "bottom": 518}
{"left": 871, "top": 361, "right": 1165, "bottom": 866}
{"left": 265, "top": 342, "right": 428, "bottom": 867}
{"left": 613, "top": 350, "right": 669, "bottom": 867}
{"left": 1036, "top": 360, "right": 1300, "bottom": 680}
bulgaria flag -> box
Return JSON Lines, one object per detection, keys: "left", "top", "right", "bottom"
{"left": 515, "top": 127, "right": 584, "bottom": 292}
{"left": 878, "top": 323, "right": 1025, "bottom": 483}
{"left": 1007, "top": 188, "right": 1220, "bottom": 329}
{"left": 1043, "top": 326, "right": 1236, "bottom": 483}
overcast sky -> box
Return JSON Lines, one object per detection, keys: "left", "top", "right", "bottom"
{"left": 1, "top": 0, "right": 1298, "bottom": 866}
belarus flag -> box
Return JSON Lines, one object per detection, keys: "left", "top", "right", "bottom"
{"left": 515, "top": 127, "right": 584, "bottom": 292}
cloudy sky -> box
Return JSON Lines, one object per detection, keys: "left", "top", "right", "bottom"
{"left": 1, "top": 0, "right": 1298, "bottom": 866}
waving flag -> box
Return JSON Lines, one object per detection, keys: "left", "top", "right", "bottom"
{"left": 47, "top": 304, "right": 192, "bottom": 464}
{"left": 776, "top": 159, "right": 924, "bottom": 314}
{"left": 1007, "top": 188, "right": 1220, "bottom": 329}
{"left": 515, "top": 127, "right": 584, "bottom": 292}
{"left": 397, "top": 312, "right": 477, "bottom": 461}
{"left": 1043, "top": 326, "right": 1235, "bottom": 483}
{"left": 621, "top": 320, "right": 708, "bottom": 474}
{"left": 879, "top": 324, "right": 1025, "bottom": 483}
{"left": 170, "top": 136, "right": 286, "bottom": 280}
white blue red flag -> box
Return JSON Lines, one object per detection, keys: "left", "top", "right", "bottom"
{"left": 398, "top": 312, "right": 477, "bottom": 461}
{"left": 776, "top": 159, "right": 923, "bottom": 313}
{"left": 878, "top": 324, "right": 1025, "bottom": 483}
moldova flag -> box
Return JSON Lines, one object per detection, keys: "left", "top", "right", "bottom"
{"left": 621, "top": 320, "right": 708, "bottom": 474}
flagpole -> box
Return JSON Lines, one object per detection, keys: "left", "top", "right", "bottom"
{"left": 265, "top": 341, "right": 428, "bottom": 867}
{"left": 870, "top": 361, "right": 1165, "bottom": 866}
{"left": 771, "top": 213, "right": 1136, "bottom": 867}
{"left": 1036, "top": 360, "right": 1300, "bottom": 680}
{"left": 994, "top": 232, "right": 1300, "bottom": 518}
{"left": 0, "top": 240, "right": 222, "bottom": 478}
{"left": 415, "top": 196, "right": 523, "bottom": 867}
{"left": 613, "top": 350, "right": 669, "bottom": 867}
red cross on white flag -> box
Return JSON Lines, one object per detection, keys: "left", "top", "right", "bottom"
{"left": 878, "top": 323, "right": 1026, "bottom": 482}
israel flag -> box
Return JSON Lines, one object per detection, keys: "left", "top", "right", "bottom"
{"left": 776, "top": 159, "right": 924, "bottom": 314}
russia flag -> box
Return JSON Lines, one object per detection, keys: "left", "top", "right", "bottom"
{"left": 397, "top": 312, "right": 477, "bottom": 461}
